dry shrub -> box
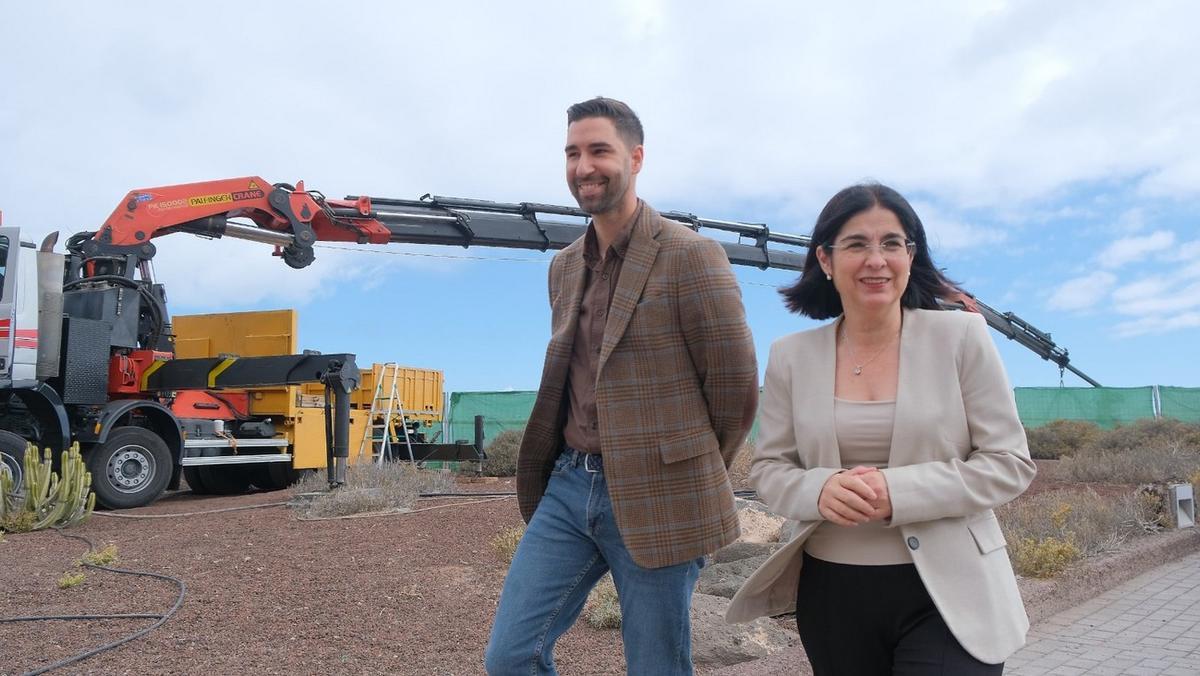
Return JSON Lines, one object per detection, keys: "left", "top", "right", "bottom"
{"left": 492, "top": 525, "right": 525, "bottom": 564}
{"left": 584, "top": 573, "right": 621, "bottom": 629}
{"left": 292, "top": 462, "right": 454, "bottom": 519}
{"left": 1025, "top": 420, "right": 1102, "bottom": 459}
{"left": 1060, "top": 445, "right": 1200, "bottom": 484}
{"left": 1085, "top": 418, "right": 1200, "bottom": 455}
{"left": 1057, "top": 418, "right": 1200, "bottom": 484}
{"left": 998, "top": 488, "right": 1161, "bottom": 577}
{"left": 1011, "top": 537, "right": 1081, "bottom": 578}
{"left": 727, "top": 441, "right": 754, "bottom": 491}
{"left": 482, "top": 429, "right": 523, "bottom": 477}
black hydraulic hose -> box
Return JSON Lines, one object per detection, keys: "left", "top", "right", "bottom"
{"left": 0, "top": 530, "right": 186, "bottom": 676}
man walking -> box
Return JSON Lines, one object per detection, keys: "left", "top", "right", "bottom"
{"left": 484, "top": 97, "right": 758, "bottom": 675}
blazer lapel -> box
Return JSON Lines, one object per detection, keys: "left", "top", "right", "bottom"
{"left": 888, "top": 308, "right": 917, "bottom": 467}
{"left": 597, "top": 211, "right": 660, "bottom": 375}
{"left": 816, "top": 320, "right": 842, "bottom": 470}
{"left": 555, "top": 249, "right": 588, "bottom": 346}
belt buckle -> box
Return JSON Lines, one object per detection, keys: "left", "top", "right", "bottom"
{"left": 583, "top": 453, "right": 602, "bottom": 473}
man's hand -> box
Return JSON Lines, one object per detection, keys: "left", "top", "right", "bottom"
{"left": 817, "top": 471, "right": 878, "bottom": 526}
{"left": 846, "top": 466, "right": 892, "bottom": 522}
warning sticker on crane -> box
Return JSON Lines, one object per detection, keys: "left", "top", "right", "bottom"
{"left": 188, "top": 193, "right": 233, "bottom": 207}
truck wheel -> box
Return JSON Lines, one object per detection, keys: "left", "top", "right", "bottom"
{"left": 196, "top": 465, "right": 252, "bottom": 494}
{"left": 87, "top": 427, "right": 172, "bottom": 509}
{"left": 182, "top": 467, "right": 210, "bottom": 495}
{"left": 249, "top": 463, "right": 305, "bottom": 491}
{"left": 0, "top": 430, "right": 28, "bottom": 492}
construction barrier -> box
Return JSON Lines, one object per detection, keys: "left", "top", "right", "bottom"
{"left": 446, "top": 387, "right": 1200, "bottom": 441}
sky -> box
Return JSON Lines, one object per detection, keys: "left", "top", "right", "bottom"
{"left": 1, "top": 1, "right": 1198, "bottom": 393}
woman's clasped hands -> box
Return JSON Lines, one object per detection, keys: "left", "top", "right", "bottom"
{"left": 817, "top": 466, "right": 893, "bottom": 526}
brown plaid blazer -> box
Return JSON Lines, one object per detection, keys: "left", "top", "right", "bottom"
{"left": 516, "top": 204, "right": 758, "bottom": 569}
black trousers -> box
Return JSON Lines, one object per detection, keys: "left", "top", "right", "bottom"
{"left": 795, "top": 553, "right": 1003, "bottom": 676}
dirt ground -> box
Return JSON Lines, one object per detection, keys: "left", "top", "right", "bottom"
{"left": 0, "top": 460, "right": 1175, "bottom": 676}
{"left": 1, "top": 478, "right": 629, "bottom": 676}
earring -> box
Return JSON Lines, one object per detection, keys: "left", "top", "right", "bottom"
{"left": 825, "top": 273, "right": 832, "bottom": 280}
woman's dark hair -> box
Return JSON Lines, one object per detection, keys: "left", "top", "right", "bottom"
{"left": 779, "top": 183, "right": 955, "bottom": 319}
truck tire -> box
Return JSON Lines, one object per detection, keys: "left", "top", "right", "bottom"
{"left": 0, "top": 429, "right": 28, "bottom": 492}
{"left": 196, "top": 465, "right": 252, "bottom": 495}
{"left": 182, "top": 467, "right": 210, "bottom": 495}
{"left": 249, "top": 463, "right": 313, "bottom": 491}
{"left": 87, "top": 427, "right": 172, "bottom": 509}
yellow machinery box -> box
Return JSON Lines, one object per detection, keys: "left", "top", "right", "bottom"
{"left": 299, "top": 363, "right": 444, "bottom": 425}
{"left": 172, "top": 309, "right": 393, "bottom": 466}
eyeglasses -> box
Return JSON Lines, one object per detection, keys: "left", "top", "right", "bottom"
{"left": 824, "top": 239, "right": 915, "bottom": 259}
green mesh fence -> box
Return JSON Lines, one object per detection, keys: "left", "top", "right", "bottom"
{"left": 446, "top": 391, "right": 538, "bottom": 444}
{"left": 449, "top": 387, "right": 1198, "bottom": 440}
{"left": 447, "top": 389, "right": 766, "bottom": 447}
{"left": 1160, "top": 386, "right": 1200, "bottom": 423}
{"left": 1015, "top": 387, "right": 1155, "bottom": 429}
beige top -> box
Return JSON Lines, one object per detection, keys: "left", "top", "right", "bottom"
{"left": 803, "top": 398, "right": 913, "bottom": 565}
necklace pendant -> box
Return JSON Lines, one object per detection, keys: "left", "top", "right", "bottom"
{"left": 853, "top": 366, "right": 863, "bottom": 375}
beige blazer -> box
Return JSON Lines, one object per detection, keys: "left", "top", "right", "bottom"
{"left": 726, "top": 308, "right": 1036, "bottom": 665}
{"left": 516, "top": 204, "right": 758, "bottom": 569}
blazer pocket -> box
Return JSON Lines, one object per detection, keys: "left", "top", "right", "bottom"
{"left": 658, "top": 429, "right": 716, "bottom": 464}
{"left": 967, "top": 513, "right": 1008, "bottom": 554}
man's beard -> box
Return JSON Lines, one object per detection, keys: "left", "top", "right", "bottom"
{"left": 571, "top": 176, "right": 627, "bottom": 215}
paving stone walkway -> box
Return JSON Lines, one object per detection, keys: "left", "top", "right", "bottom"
{"left": 1007, "top": 550, "right": 1200, "bottom": 675}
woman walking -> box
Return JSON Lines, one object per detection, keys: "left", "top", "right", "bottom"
{"left": 727, "top": 183, "right": 1035, "bottom": 674}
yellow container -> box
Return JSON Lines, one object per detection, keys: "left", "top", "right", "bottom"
{"left": 172, "top": 309, "right": 441, "bottom": 467}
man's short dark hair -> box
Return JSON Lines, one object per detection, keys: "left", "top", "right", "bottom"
{"left": 567, "top": 97, "right": 644, "bottom": 149}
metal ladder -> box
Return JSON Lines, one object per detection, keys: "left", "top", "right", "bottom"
{"left": 358, "top": 363, "right": 415, "bottom": 464}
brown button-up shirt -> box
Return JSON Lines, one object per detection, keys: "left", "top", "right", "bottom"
{"left": 562, "top": 203, "right": 642, "bottom": 455}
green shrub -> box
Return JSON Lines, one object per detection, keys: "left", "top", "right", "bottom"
{"left": 1025, "top": 420, "right": 1102, "bottom": 459}
{"left": 58, "top": 571, "right": 86, "bottom": 589}
{"left": 81, "top": 544, "right": 119, "bottom": 567}
{"left": 482, "top": 429, "right": 523, "bottom": 478}
{"left": 0, "top": 443, "right": 94, "bottom": 533}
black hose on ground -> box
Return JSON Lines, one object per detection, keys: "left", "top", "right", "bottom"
{"left": 0, "top": 530, "right": 186, "bottom": 676}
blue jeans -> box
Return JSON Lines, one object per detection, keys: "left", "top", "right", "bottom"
{"left": 485, "top": 448, "right": 704, "bottom": 676}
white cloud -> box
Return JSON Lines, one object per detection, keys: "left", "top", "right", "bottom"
{"left": 1111, "top": 276, "right": 1200, "bottom": 317}
{"left": 911, "top": 201, "right": 1006, "bottom": 254}
{"left": 1110, "top": 208, "right": 1147, "bottom": 234}
{"left": 1115, "top": 311, "right": 1200, "bottom": 337}
{"left": 1047, "top": 271, "right": 1117, "bottom": 311}
{"left": 150, "top": 236, "right": 388, "bottom": 311}
{"left": 2, "top": 0, "right": 1199, "bottom": 344}
{"left": 1096, "top": 230, "right": 1175, "bottom": 268}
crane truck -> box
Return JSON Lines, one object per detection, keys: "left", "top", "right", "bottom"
{"left": 0, "top": 176, "right": 1099, "bottom": 509}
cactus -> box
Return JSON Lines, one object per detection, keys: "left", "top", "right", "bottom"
{"left": 0, "top": 442, "right": 95, "bottom": 533}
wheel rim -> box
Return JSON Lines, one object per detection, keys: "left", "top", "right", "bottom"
{"left": 1, "top": 452, "right": 22, "bottom": 493}
{"left": 106, "top": 444, "right": 156, "bottom": 494}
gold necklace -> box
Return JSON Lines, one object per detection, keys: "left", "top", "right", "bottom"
{"left": 840, "top": 324, "right": 898, "bottom": 376}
